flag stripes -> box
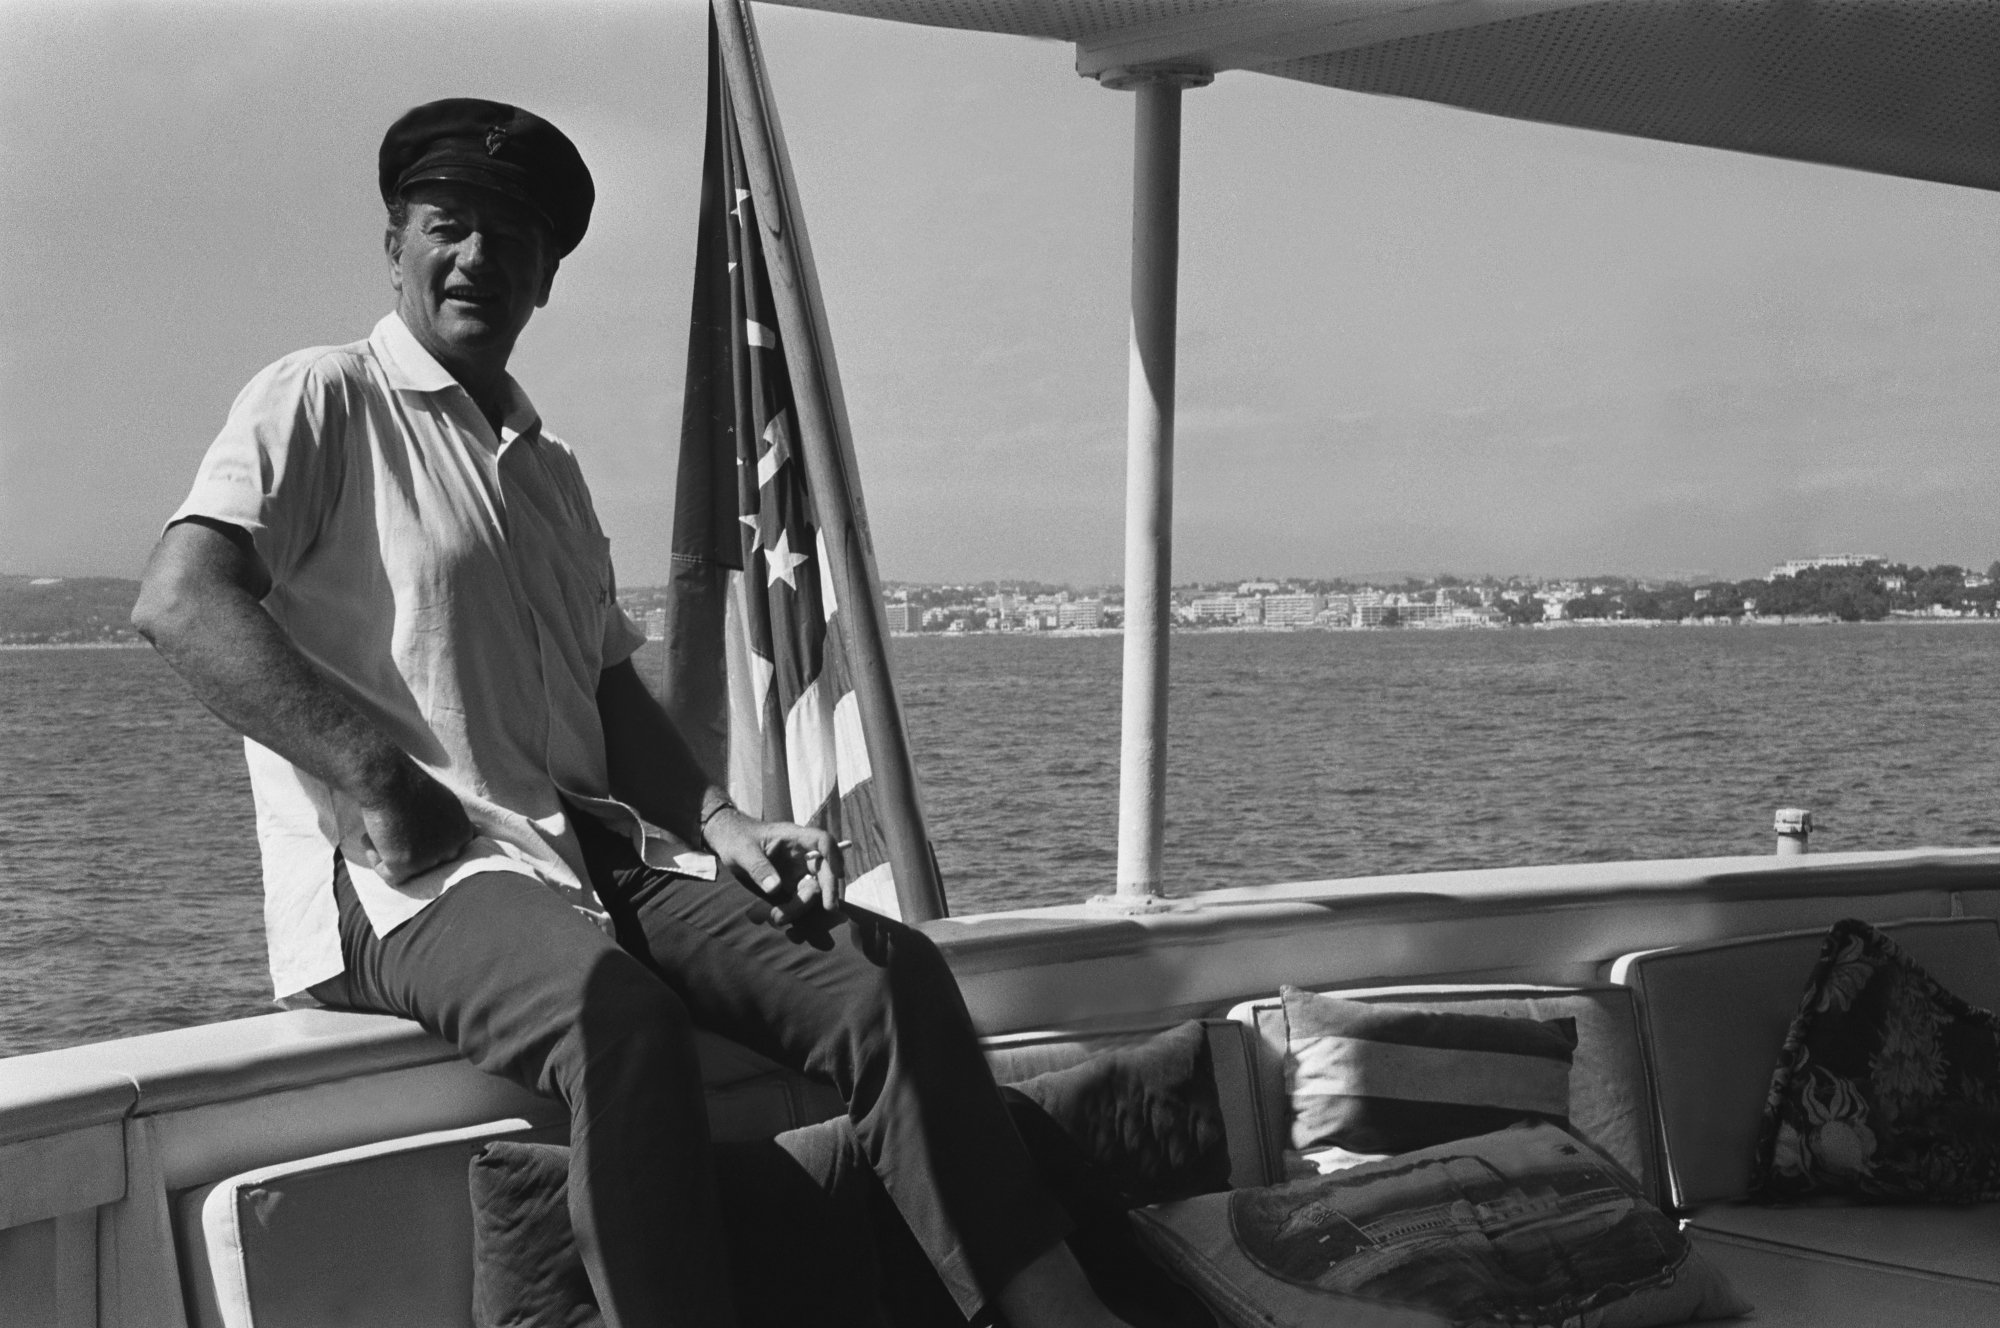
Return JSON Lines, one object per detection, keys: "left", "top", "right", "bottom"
{"left": 667, "top": 19, "right": 901, "bottom": 918}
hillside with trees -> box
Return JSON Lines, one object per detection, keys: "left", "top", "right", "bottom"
{"left": 1558, "top": 562, "right": 2000, "bottom": 623}
{"left": 0, "top": 576, "right": 143, "bottom": 645}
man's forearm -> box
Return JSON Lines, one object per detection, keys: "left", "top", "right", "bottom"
{"left": 596, "top": 657, "right": 728, "bottom": 840}
{"left": 133, "top": 522, "right": 418, "bottom": 808}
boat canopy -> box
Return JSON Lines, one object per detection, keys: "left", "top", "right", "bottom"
{"left": 766, "top": 0, "right": 2000, "bottom": 193}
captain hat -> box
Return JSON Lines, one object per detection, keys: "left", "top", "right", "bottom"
{"left": 378, "top": 98, "right": 595, "bottom": 256}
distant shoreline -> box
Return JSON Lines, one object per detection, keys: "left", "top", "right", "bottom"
{"left": 888, "top": 615, "right": 2000, "bottom": 639}
{"left": 11, "top": 616, "right": 1995, "bottom": 652}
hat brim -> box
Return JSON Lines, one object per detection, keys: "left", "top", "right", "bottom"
{"left": 395, "top": 163, "right": 567, "bottom": 252}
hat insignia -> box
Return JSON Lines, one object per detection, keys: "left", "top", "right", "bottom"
{"left": 484, "top": 126, "right": 508, "bottom": 156}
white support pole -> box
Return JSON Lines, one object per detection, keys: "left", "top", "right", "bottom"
{"left": 1114, "top": 76, "right": 1192, "bottom": 901}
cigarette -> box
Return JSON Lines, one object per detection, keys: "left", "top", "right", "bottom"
{"left": 803, "top": 841, "right": 853, "bottom": 867}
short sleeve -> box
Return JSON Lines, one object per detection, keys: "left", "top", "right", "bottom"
{"left": 171, "top": 351, "right": 350, "bottom": 586}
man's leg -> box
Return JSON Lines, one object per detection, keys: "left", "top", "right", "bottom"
{"left": 310, "top": 864, "right": 735, "bottom": 1328}
{"left": 576, "top": 828, "right": 1070, "bottom": 1323}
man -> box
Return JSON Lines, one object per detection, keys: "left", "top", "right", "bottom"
{"left": 134, "top": 99, "right": 1129, "bottom": 1328}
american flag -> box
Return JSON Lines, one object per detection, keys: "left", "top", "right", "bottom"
{"left": 663, "top": 18, "right": 915, "bottom": 919}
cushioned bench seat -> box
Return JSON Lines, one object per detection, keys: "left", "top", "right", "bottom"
{"left": 178, "top": 1118, "right": 550, "bottom": 1328}
{"left": 1608, "top": 917, "right": 2000, "bottom": 1325}
{"left": 1607, "top": 916, "right": 2000, "bottom": 1211}
{"left": 1689, "top": 1228, "right": 2000, "bottom": 1328}
{"left": 1174, "top": 942, "right": 2000, "bottom": 1328}
{"left": 172, "top": 918, "right": 2000, "bottom": 1328}
{"left": 177, "top": 1019, "right": 1269, "bottom": 1327}
{"left": 1688, "top": 1202, "right": 2000, "bottom": 1286}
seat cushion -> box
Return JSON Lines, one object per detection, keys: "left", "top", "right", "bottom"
{"left": 1608, "top": 916, "right": 2000, "bottom": 1208}
{"left": 184, "top": 1118, "right": 540, "bottom": 1328}
{"left": 1689, "top": 1201, "right": 2000, "bottom": 1285}
{"left": 1689, "top": 1228, "right": 2000, "bottom": 1328}
{"left": 1230, "top": 984, "right": 1664, "bottom": 1207}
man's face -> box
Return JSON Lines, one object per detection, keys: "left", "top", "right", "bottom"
{"left": 387, "top": 182, "right": 557, "bottom": 368}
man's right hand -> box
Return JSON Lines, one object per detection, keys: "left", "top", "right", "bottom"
{"left": 353, "top": 761, "right": 477, "bottom": 885}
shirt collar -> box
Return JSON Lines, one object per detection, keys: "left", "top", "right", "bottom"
{"left": 494, "top": 377, "right": 542, "bottom": 447}
{"left": 370, "top": 312, "right": 543, "bottom": 443}
{"left": 371, "top": 312, "right": 458, "bottom": 393}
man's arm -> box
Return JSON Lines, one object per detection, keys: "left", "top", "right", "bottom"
{"left": 597, "top": 657, "right": 841, "bottom": 916}
{"left": 131, "top": 519, "right": 473, "bottom": 883}
{"left": 594, "top": 656, "right": 727, "bottom": 839}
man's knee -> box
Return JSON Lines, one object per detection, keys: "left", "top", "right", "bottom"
{"left": 839, "top": 914, "right": 968, "bottom": 1051}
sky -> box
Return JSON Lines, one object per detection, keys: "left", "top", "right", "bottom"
{"left": 4, "top": 0, "right": 1998, "bottom": 586}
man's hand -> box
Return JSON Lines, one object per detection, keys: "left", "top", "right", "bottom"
{"left": 352, "top": 760, "right": 477, "bottom": 885}
{"left": 702, "top": 807, "right": 843, "bottom": 923}
{"left": 592, "top": 659, "right": 840, "bottom": 922}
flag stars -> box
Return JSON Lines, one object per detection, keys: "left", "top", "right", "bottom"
{"left": 765, "top": 528, "right": 810, "bottom": 589}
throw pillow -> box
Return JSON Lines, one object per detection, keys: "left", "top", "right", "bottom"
{"left": 1006, "top": 1018, "right": 1232, "bottom": 1207}
{"left": 1131, "top": 1121, "right": 1751, "bottom": 1328}
{"left": 468, "top": 1142, "right": 598, "bottom": 1328}
{"left": 1750, "top": 917, "right": 2000, "bottom": 1203}
{"left": 1282, "top": 985, "right": 1578, "bottom": 1155}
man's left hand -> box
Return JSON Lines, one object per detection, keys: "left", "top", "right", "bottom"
{"left": 702, "top": 807, "right": 843, "bottom": 923}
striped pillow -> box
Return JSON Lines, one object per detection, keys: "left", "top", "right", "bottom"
{"left": 1283, "top": 985, "right": 1577, "bottom": 1155}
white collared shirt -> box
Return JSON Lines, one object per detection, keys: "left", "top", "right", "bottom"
{"left": 174, "top": 313, "right": 713, "bottom": 1000}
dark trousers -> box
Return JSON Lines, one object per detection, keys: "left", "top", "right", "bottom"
{"left": 310, "top": 821, "right": 1066, "bottom": 1328}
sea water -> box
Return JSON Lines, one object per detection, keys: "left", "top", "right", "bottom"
{"left": 4, "top": 623, "right": 1997, "bottom": 1055}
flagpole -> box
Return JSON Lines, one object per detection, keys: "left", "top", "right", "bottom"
{"left": 710, "top": 0, "right": 949, "bottom": 922}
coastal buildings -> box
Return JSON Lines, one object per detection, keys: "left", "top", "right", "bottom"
{"left": 1057, "top": 599, "right": 1104, "bottom": 630}
{"left": 1187, "top": 594, "right": 1263, "bottom": 624}
{"left": 1263, "top": 592, "right": 1324, "bottom": 626}
{"left": 866, "top": 557, "right": 2000, "bottom": 635}
{"left": 1768, "top": 554, "right": 1885, "bottom": 578}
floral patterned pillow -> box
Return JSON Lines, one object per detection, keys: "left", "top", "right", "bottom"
{"left": 1750, "top": 918, "right": 2000, "bottom": 1203}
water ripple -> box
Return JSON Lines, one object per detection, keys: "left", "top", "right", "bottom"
{"left": 6, "top": 624, "right": 2000, "bottom": 1054}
